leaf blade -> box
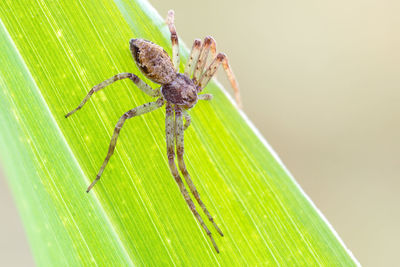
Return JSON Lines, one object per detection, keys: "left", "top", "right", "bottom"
{"left": 0, "top": 0, "right": 358, "bottom": 265}
{"left": 0, "top": 19, "right": 134, "bottom": 266}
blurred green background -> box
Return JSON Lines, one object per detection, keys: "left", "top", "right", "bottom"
{"left": 1, "top": 0, "right": 398, "bottom": 266}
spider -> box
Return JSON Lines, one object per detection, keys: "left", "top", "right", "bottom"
{"left": 65, "top": 10, "right": 241, "bottom": 253}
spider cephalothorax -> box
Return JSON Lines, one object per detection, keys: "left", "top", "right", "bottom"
{"left": 65, "top": 10, "right": 241, "bottom": 253}
{"left": 161, "top": 73, "right": 198, "bottom": 108}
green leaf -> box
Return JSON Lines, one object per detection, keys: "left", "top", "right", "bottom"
{"left": 0, "top": 0, "right": 358, "bottom": 265}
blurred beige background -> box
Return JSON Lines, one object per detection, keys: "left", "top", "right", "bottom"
{"left": 1, "top": 0, "right": 399, "bottom": 266}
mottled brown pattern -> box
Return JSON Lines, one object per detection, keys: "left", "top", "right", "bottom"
{"left": 161, "top": 73, "right": 197, "bottom": 108}
{"left": 65, "top": 10, "right": 242, "bottom": 254}
{"left": 130, "top": 39, "right": 176, "bottom": 84}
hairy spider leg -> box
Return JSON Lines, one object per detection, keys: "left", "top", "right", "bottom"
{"left": 189, "top": 35, "right": 242, "bottom": 108}
{"left": 192, "top": 36, "right": 216, "bottom": 83}
{"left": 184, "top": 39, "right": 202, "bottom": 78}
{"left": 165, "top": 103, "right": 219, "bottom": 253}
{"left": 175, "top": 106, "right": 224, "bottom": 237}
{"left": 65, "top": 73, "right": 160, "bottom": 118}
{"left": 221, "top": 56, "right": 242, "bottom": 108}
{"left": 182, "top": 109, "right": 192, "bottom": 130}
{"left": 181, "top": 94, "right": 212, "bottom": 131}
{"left": 198, "top": 53, "right": 227, "bottom": 89}
{"left": 209, "top": 37, "right": 217, "bottom": 58}
{"left": 198, "top": 52, "right": 242, "bottom": 108}
{"left": 166, "top": 10, "right": 180, "bottom": 71}
{"left": 86, "top": 99, "right": 164, "bottom": 192}
{"left": 198, "top": 94, "right": 213, "bottom": 101}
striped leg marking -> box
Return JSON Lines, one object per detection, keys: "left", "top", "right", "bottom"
{"left": 192, "top": 36, "right": 217, "bottom": 83}
{"left": 166, "top": 10, "right": 180, "bottom": 71}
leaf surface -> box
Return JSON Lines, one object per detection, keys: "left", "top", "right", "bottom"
{"left": 0, "top": 0, "right": 358, "bottom": 265}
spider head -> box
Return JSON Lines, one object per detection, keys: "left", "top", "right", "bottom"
{"left": 129, "top": 39, "right": 176, "bottom": 84}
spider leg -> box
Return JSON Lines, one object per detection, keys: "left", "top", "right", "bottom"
{"left": 86, "top": 98, "right": 164, "bottom": 192}
{"left": 182, "top": 95, "right": 211, "bottom": 132}
{"left": 182, "top": 109, "right": 191, "bottom": 130}
{"left": 192, "top": 36, "right": 217, "bottom": 83}
{"left": 198, "top": 54, "right": 226, "bottom": 89}
{"left": 166, "top": 10, "right": 180, "bottom": 71}
{"left": 198, "top": 94, "right": 213, "bottom": 101}
{"left": 198, "top": 53, "right": 242, "bottom": 108}
{"left": 184, "top": 39, "right": 201, "bottom": 78}
{"left": 175, "top": 106, "right": 224, "bottom": 237}
{"left": 165, "top": 103, "right": 219, "bottom": 253}
{"left": 65, "top": 73, "right": 160, "bottom": 118}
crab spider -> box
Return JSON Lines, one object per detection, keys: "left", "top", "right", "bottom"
{"left": 65, "top": 10, "right": 241, "bottom": 253}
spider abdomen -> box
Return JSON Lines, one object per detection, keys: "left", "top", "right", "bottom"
{"left": 161, "top": 73, "right": 198, "bottom": 108}
{"left": 130, "top": 39, "right": 176, "bottom": 84}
